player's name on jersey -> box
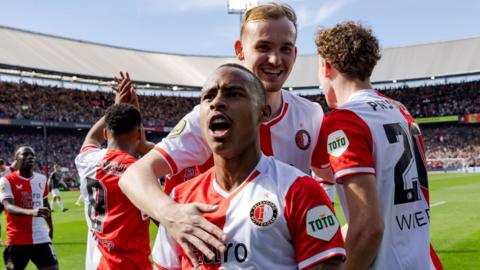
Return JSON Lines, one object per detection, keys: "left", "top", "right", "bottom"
{"left": 395, "top": 207, "right": 430, "bottom": 231}
{"left": 366, "top": 99, "right": 397, "bottom": 111}
{"left": 193, "top": 242, "right": 248, "bottom": 265}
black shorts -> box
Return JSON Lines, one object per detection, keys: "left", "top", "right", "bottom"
{"left": 3, "top": 243, "right": 58, "bottom": 269}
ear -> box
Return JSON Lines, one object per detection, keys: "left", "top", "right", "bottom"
{"left": 260, "top": 105, "right": 272, "bottom": 123}
{"left": 325, "top": 61, "right": 332, "bottom": 78}
{"left": 103, "top": 128, "right": 108, "bottom": 141}
{"left": 234, "top": 40, "right": 244, "bottom": 61}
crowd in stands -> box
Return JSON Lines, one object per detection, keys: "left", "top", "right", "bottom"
{"left": 1, "top": 79, "right": 480, "bottom": 178}
{"left": 0, "top": 81, "right": 198, "bottom": 127}
{"left": 423, "top": 125, "right": 480, "bottom": 169}
{"left": 1, "top": 80, "right": 480, "bottom": 128}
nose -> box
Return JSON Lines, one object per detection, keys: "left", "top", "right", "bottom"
{"left": 267, "top": 50, "right": 281, "bottom": 66}
{"left": 209, "top": 92, "right": 227, "bottom": 110}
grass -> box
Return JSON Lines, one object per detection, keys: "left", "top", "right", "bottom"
{"left": 0, "top": 173, "right": 479, "bottom": 269}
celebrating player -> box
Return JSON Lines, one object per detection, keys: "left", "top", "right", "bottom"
{"left": 0, "top": 146, "right": 57, "bottom": 270}
{"left": 120, "top": 3, "right": 334, "bottom": 263}
{"left": 153, "top": 63, "right": 345, "bottom": 270}
{"left": 75, "top": 72, "right": 155, "bottom": 269}
{"left": 48, "top": 163, "right": 69, "bottom": 212}
{"left": 313, "top": 22, "right": 443, "bottom": 269}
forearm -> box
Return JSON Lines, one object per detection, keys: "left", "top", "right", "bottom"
{"left": 44, "top": 198, "right": 53, "bottom": 232}
{"left": 83, "top": 116, "right": 106, "bottom": 146}
{"left": 119, "top": 154, "right": 173, "bottom": 222}
{"left": 307, "top": 257, "right": 344, "bottom": 270}
{"left": 4, "top": 204, "right": 33, "bottom": 216}
{"left": 343, "top": 221, "right": 382, "bottom": 270}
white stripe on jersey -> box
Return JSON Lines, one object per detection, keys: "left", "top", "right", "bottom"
{"left": 298, "top": 247, "right": 347, "bottom": 269}
{"left": 334, "top": 167, "right": 375, "bottom": 179}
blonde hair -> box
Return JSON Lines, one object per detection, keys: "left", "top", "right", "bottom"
{"left": 240, "top": 2, "right": 297, "bottom": 39}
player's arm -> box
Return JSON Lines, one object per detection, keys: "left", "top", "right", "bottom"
{"left": 43, "top": 197, "right": 54, "bottom": 240}
{"left": 311, "top": 166, "right": 334, "bottom": 184}
{"left": 2, "top": 199, "right": 50, "bottom": 217}
{"left": 307, "top": 257, "right": 343, "bottom": 270}
{"left": 120, "top": 151, "right": 226, "bottom": 266}
{"left": 81, "top": 71, "right": 136, "bottom": 148}
{"left": 342, "top": 173, "right": 383, "bottom": 270}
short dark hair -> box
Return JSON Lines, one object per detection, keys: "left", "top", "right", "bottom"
{"left": 217, "top": 63, "right": 266, "bottom": 106}
{"left": 0, "top": 159, "right": 4, "bottom": 166}
{"left": 105, "top": 104, "right": 142, "bottom": 135}
{"left": 315, "top": 21, "right": 381, "bottom": 81}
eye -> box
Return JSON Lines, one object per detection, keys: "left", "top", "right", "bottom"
{"left": 282, "top": 46, "right": 293, "bottom": 53}
{"left": 227, "top": 90, "right": 244, "bottom": 98}
{"left": 201, "top": 93, "right": 215, "bottom": 102}
{"left": 256, "top": 44, "right": 270, "bottom": 52}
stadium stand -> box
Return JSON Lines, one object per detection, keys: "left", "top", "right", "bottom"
{"left": 1, "top": 80, "right": 479, "bottom": 177}
{"left": 1, "top": 26, "right": 480, "bottom": 177}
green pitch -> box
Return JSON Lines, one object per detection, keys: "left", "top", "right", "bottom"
{"left": 1, "top": 173, "right": 479, "bottom": 269}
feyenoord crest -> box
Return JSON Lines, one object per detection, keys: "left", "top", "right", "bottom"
{"left": 295, "top": 129, "right": 311, "bottom": 150}
{"left": 167, "top": 119, "right": 186, "bottom": 137}
{"left": 250, "top": 200, "right": 278, "bottom": 227}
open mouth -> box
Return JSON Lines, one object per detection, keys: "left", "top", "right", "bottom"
{"left": 261, "top": 68, "right": 284, "bottom": 79}
{"left": 209, "top": 114, "right": 232, "bottom": 140}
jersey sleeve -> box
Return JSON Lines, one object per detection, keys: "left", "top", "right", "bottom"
{"left": 74, "top": 145, "right": 103, "bottom": 200}
{"left": 311, "top": 118, "right": 331, "bottom": 170}
{"left": 0, "top": 177, "right": 13, "bottom": 202}
{"left": 284, "top": 176, "right": 346, "bottom": 269}
{"left": 315, "top": 109, "right": 375, "bottom": 182}
{"left": 152, "top": 224, "right": 181, "bottom": 270}
{"left": 154, "top": 105, "right": 212, "bottom": 175}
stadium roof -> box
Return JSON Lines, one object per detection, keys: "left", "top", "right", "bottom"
{"left": 1, "top": 25, "right": 480, "bottom": 88}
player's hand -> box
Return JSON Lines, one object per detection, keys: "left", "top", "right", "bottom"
{"left": 160, "top": 202, "right": 227, "bottom": 267}
{"left": 113, "top": 71, "right": 139, "bottom": 107}
{"left": 32, "top": 207, "right": 51, "bottom": 218}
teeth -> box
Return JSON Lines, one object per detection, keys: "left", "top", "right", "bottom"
{"left": 263, "top": 69, "right": 282, "bottom": 75}
{"left": 212, "top": 118, "right": 227, "bottom": 124}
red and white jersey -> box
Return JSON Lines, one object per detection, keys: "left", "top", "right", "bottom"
{"left": 75, "top": 145, "right": 151, "bottom": 270}
{"left": 0, "top": 165, "right": 15, "bottom": 177}
{"left": 314, "top": 89, "right": 443, "bottom": 270}
{"left": 156, "top": 90, "right": 324, "bottom": 176}
{"left": 0, "top": 171, "right": 50, "bottom": 245}
{"left": 152, "top": 155, "right": 345, "bottom": 270}
{"left": 164, "top": 157, "right": 214, "bottom": 195}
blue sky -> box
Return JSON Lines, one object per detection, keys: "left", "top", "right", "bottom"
{"left": 1, "top": 0, "right": 479, "bottom": 56}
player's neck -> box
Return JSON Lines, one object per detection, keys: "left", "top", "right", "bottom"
{"left": 213, "top": 144, "right": 262, "bottom": 192}
{"left": 107, "top": 141, "right": 134, "bottom": 155}
{"left": 266, "top": 90, "right": 283, "bottom": 118}
{"left": 19, "top": 168, "right": 33, "bottom": 178}
{"left": 335, "top": 78, "right": 372, "bottom": 106}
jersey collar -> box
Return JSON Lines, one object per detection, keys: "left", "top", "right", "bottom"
{"left": 262, "top": 91, "right": 289, "bottom": 128}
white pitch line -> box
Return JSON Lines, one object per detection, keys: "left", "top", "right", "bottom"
{"left": 430, "top": 201, "right": 447, "bottom": 207}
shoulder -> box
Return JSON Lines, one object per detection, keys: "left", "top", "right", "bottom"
{"left": 324, "top": 108, "right": 368, "bottom": 131}
{"left": 283, "top": 90, "right": 324, "bottom": 114}
{"left": 263, "top": 157, "right": 308, "bottom": 192}
{"left": 33, "top": 172, "right": 47, "bottom": 182}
